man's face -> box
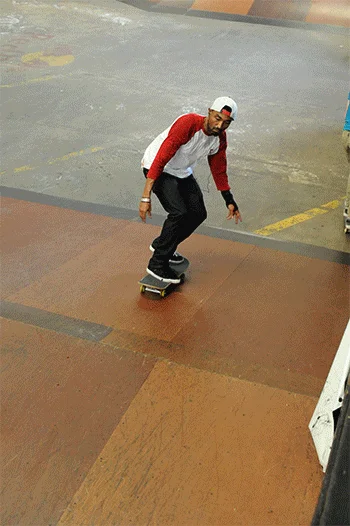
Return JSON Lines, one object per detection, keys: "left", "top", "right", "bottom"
{"left": 206, "top": 109, "right": 233, "bottom": 136}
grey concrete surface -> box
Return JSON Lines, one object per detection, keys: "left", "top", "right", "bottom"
{"left": 1, "top": 0, "right": 349, "bottom": 251}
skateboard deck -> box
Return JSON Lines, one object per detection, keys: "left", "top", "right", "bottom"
{"left": 139, "top": 257, "right": 189, "bottom": 297}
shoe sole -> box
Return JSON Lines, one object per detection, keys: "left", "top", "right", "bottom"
{"left": 169, "top": 258, "right": 184, "bottom": 265}
{"left": 146, "top": 268, "right": 181, "bottom": 284}
{"left": 149, "top": 245, "right": 184, "bottom": 265}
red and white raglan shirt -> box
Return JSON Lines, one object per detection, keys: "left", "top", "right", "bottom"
{"left": 141, "top": 113, "right": 231, "bottom": 192}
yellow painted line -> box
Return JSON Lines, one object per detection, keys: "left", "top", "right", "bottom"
{"left": 0, "top": 73, "right": 74, "bottom": 89}
{"left": 91, "top": 147, "right": 104, "bottom": 153}
{"left": 0, "top": 146, "right": 105, "bottom": 177}
{"left": 48, "top": 150, "right": 84, "bottom": 165}
{"left": 0, "top": 75, "right": 57, "bottom": 89}
{"left": 21, "top": 51, "right": 75, "bottom": 67}
{"left": 254, "top": 197, "right": 346, "bottom": 236}
{"left": 13, "top": 165, "right": 36, "bottom": 173}
{"left": 48, "top": 147, "right": 104, "bottom": 165}
{"left": 320, "top": 198, "right": 345, "bottom": 210}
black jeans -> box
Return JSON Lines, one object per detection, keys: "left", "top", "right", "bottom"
{"left": 143, "top": 169, "right": 207, "bottom": 268}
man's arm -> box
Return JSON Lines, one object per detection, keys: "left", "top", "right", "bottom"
{"left": 207, "top": 133, "right": 230, "bottom": 191}
{"left": 139, "top": 178, "right": 154, "bottom": 222}
{"left": 208, "top": 134, "right": 242, "bottom": 223}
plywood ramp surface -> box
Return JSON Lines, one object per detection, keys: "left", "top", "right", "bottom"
{"left": 1, "top": 319, "right": 156, "bottom": 526}
{"left": 59, "top": 361, "right": 322, "bottom": 526}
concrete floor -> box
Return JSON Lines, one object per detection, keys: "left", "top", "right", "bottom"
{"left": 1, "top": 0, "right": 349, "bottom": 252}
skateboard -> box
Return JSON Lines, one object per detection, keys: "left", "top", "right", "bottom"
{"left": 139, "top": 257, "right": 189, "bottom": 298}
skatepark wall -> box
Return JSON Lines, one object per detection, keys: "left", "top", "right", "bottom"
{"left": 308, "top": 319, "right": 350, "bottom": 471}
{"left": 309, "top": 320, "right": 350, "bottom": 525}
{"left": 311, "top": 375, "right": 349, "bottom": 525}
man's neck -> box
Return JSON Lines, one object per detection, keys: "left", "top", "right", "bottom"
{"left": 202, "top": 116, "right": 210, "bottom": 136}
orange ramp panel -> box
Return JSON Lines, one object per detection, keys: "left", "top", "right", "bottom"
{"left": 191, "top": 0, "right": 254, "bottom": 15}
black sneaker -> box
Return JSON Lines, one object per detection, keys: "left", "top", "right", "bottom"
{"left": 146, "top": 266, "right": 181, "bottom": 284}
{"left": 149, "top": 245, "right": 184, "bottom": 265}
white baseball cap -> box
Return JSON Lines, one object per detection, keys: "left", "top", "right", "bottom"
{"left": 210, "top": 96, "right": 237, "bottom": 120}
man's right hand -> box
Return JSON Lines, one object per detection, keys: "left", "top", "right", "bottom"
{"left": 139, "top": 201, "right": 152, "bottom": 222}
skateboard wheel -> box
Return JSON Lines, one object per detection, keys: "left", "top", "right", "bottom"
{"left": 160, "top": 290, "right": 166, "bottom": 298}
{"left": 140, "top": 285, "right": 145, "bottom": 293}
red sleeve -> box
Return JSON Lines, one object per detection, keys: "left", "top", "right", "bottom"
{"left": 207, "top": 132, "right": 230, "bottom": 191}
{"left": 147, "top": 114, "right": 203, "bottom": 180}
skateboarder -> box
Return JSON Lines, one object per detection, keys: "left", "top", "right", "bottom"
{"left": 139, "top": 96, "right": 242, "bottom": 283}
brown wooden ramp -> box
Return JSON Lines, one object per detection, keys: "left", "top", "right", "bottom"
{"left": 1, "top": 194, "right": 349, "bottom": 525}
{"left": 122, "top": 0, "right": 350, "bottom": 27}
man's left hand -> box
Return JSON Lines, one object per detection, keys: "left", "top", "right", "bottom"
{"left": 227, "top": 204, "right": 242, "bottom": 224}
